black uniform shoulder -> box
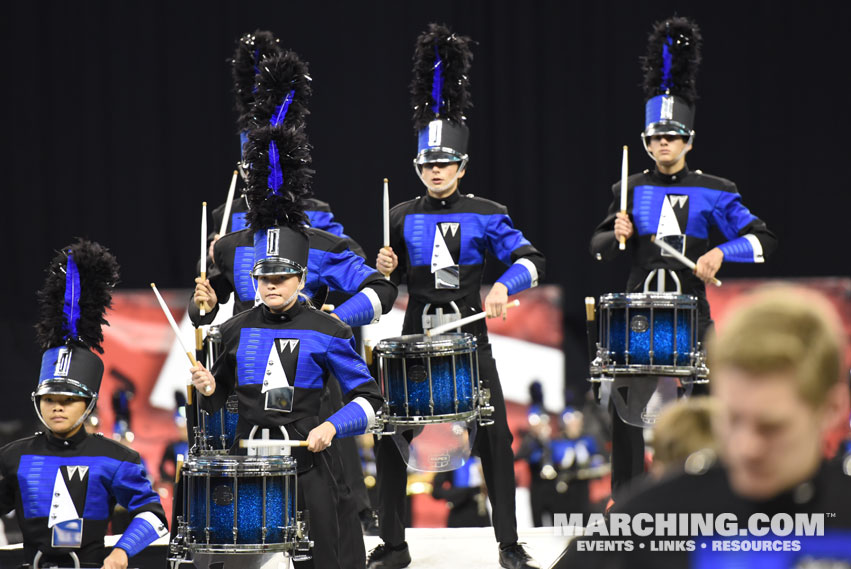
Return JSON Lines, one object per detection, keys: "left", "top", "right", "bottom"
{"left": 304, "top": 198, "right": 332, "bottom": 212}
{"left": 85, "top": 433, "right": 144, "bottom": 462}
{"left": 305, "top": 227, "right": 349, "bottom": 254}
{"left": 615, "top": 461, "right": 727, "bottom": 515}
{"left": 610, "top": 172, "right": 650, "bottom": 193}
{"left": 218, "top": 305, "right": 262, "bottom": 337}
{"left": 0, "top": 433, "right": 43, "bottom": 459}
{"left": 218, "top": 227, "right": 252, "bottom": 247}
{"left": 686, "top": 170, "right": 738, "bottom": 193}
{"left": 298, "top": 304, "right": 354, "bottom": 338}
{"left": 390, "top": 196, "right": 422, "bottom": 216}
{"left": 458, "top": 194, "right": 509, "bottom": 215}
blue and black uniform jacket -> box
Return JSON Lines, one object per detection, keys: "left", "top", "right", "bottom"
{"left": 0, "top": 429, "right": 167, "bottom": 565}
{"left": 199, "top": 302, "right": 383, "bottom": 469}
{"left": 190, "top": 227, "right": 397, "bottom": 327}
{"left": 591, "top": 164, "right": 777, "bottom": 299}
{"left": 388, "top": 189, "right": 545, "bottom": 338}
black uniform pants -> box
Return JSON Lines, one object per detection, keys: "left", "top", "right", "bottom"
{"left": 375, "top": 343, "right": 519, "bottom": 546}
{"left": 294, "top": 444, "right": 365, "bottom": 569}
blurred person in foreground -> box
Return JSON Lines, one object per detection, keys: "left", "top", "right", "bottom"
{"left": 554, "top": 285, "right": 851, "bottom": 568}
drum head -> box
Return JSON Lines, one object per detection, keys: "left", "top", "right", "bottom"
{"left": 610, "top": 376, "right": 693, "bottom": 428}
{"left": 391, "top": 420, "right": 477, "bottom": 472}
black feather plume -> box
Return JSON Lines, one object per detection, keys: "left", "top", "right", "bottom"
{"left": 410, "top": 23, "right": 474, "bottom": 131}
{"left": 250, "top": 51, "right": 312, "bottom": 129}
{"left": 641, "top": 16, "right": 702, "bottom": 104}
{"left": 35, "top": 239, "right": 120, "bottom": 354}
{"left": 244, "top": 124, "right": 312, "bottom": 231}
{"left": 232, "top": 30, "right": 284, "bottom": 131}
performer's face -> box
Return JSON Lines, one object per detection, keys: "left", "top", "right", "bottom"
{"left": 647, "top": 134, "right": 690, "bottom": 167}
{"left": 712, "top": 367, "right": 838, "bottom": 500}
{"left": 420, "top": 162, "right": 466, "bottom": 194}
{"left": 257, "top": 274, "right": 302, "bottom": 312}
{"left": 39, "top": 394, "right": 88, "bottom": 438}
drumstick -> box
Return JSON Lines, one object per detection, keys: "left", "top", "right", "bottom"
{"left": 199, "top": 202, "right": 211, "bottom": 316}
{"left": 653, "top": 238, "right": 722, "bottom": 287}
{"left": 619, "top": 145, "right": 628, "bottom": 250}
{"left": 219, "top": 170, "right": 239, "bottom": 236}
{"left": 239, "top": 439, "right": 311, "bottom": 448}
{"left": 382, "top": 177, "right": 390, "bottom": 280}
{"left": 426, "top": 299, "right": 520, "bottom": 337}
{"left": 150, "top": 284, "right": 209, "bottom": 394}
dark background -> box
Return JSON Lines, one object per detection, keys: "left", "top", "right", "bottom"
{"left": 3, "top": 1, "right": 849, "bottom": 423}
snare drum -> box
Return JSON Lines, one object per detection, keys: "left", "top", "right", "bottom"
{"left": 375, "top": 333, "right": 488, "bottom": 425}
{"left": 592, "top": 293, "right": 707, "bottom": 378}
{"left": 182, "top": 455, "right": 298, "bottom": 553}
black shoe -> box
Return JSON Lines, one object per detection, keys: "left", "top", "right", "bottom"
{"left": 366, "top": 542, "right": 411, "bottom": 569}
{"left": 499, "top": 543, "right": 541, "bottom": 569}
{"left": 359, "top": 508, "right": 380, "bottom": 536}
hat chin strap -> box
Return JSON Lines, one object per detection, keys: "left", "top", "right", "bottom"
{"left": 413, "top": 157, "right": 469, "bottom": 192}
{"left": 641, "top": 131, "right": 695, "bottom": 164}
{"left": 260, "top": 273, "right": 306, "bottom": 309}
{"left": 32, "top": 394, "right": 98, "bottom": 436}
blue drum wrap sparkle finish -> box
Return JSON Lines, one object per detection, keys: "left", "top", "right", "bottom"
{"left": 185, "top": 456, "right": 296, "bottom": 548}
{"left": 607, "top": 307, "right": 691, "bottom": 365}
{"left": 386, "top": 355, "right": 475, "bottom": 416}
{"left": 600, "top": 293, "right": 696, "bottom": 367}
{"left": 202, "top": 407, "right": 239, "bottom": 451}
{"left": 377, "top": 333, "right": 479, "bottom": 420}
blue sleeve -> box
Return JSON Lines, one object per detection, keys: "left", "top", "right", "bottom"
{"left": 319, "top": 248, "right": 383, "bottom": 294}
{"left": 332, "top": 290, "right": 380, "bottom": 327}
{"left": 496, "top": 261, "right": 536, "bottom": 295}
{"left": 327, "top": 400, "right": 373, "bottom": 438}
{"left": 112, "top": 460, "right": 162, "bottom": 513}
{"left": 711, "top": 191, "right": 768, "bottom": 263}
{"left": 114, "top": 512, "right": 168, "bottom": 557}
{"left": 307, "top": 210, "right": 349, "bottom": 239}
{"left": 484, "top": 214, "right": 533, "bottom": 266}
{"left": 325, "top": 334, "right": 377, "bottom": 396}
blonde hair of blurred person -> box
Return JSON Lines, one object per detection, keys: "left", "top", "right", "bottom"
{"left": 649, "top": 397, "right": 720, "bottom": 479}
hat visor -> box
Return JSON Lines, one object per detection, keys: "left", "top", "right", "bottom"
{"left": 34, "top": 379, "right": 94, "bottom": 399}
{"left": 644, "top": 121, "right": 691, "bottom": 138}
{"left": 251, "top": 259, "right": 305, "bottom": 277}
{"left": 415, "top": 150, "right": 463, "bottom": 165}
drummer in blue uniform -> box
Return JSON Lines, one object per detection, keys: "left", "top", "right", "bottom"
{"left": 191, "top": 50, "right": 396, "bottom": 330}
{"left": 189, "top": 116, "right": 384, "bottom": 569}
{"left": 590, "top": 16, "right": 777, "bottom": 497}
{"left": 0, "top": 240, "right": 168, "bottom": 569}
{"left": 208, "top": 30, "right": 351, "bottom": 258}
{"left": 371, "top": 24, "right": 545, "bottom": 569}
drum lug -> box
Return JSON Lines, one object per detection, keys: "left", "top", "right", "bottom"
{"left": 477, "top": 389, "right": 495, "bottom": 426}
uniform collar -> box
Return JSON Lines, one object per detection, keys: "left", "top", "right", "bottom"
{"left": 261, "top": 300, "right": 303, "bottom": 323}
{"left": 651, "top": 163, "right": 690, "bottom": 184}
{"left": 44, "top": 426, "right": 89, "bottom": 449}
{"left": 424, "top": 188, "right": 461, "bottom": 210}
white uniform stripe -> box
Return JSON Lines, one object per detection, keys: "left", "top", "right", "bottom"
{"left": 744, "top": 234, "right": 764, "bottom": 263}
{"left": 352, "top": 397, "right": 376, "bottom": 429}
{"left": 362, "top": 288, "right": 383, "bottom": 324}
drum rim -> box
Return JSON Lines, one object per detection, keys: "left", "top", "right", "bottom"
{"left": 188, "top": 542, "right": 295, "bottom": 553}
{"left": 183, "top": 455, "right": 297, "bottom": 475}
{"left": 590, "top": 363, "right": 708, "bottom": 378}
{"left": 383, "top": 409, "right": 480, "bottom": 425}
{"left": 375, "top": 332, "right": 477, "bottom": 355}
{"left": 599, "top": 292, "right": 698, "bottom": 307}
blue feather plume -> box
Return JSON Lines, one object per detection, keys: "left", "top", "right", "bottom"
{"left": 267, "top": 140, "right": 284, "bottom": 195}
{"left": 63, "top": 252, "right": 81, "bottom": 340}
{"left": 430, "top": 44, "right": 444, "bottom": 115}
{"left": 271, "top": 90, "right": 295, "bottom": 127}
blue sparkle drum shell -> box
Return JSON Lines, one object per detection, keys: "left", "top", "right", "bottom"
{"left": 197, "top": 396, "right": 239, "bottom": 453}
{"left": 598, "top": 293, "right": 699, "bottom": 375}
{"left": 183, "top": 455, "right": 297, "bottom": 553}
{"left": 375, "top": 333, "right": 479, "bottom": 424}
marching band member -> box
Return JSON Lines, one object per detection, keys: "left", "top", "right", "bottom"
{"left": 209, "top": 30, "right": 350, "bottom": 249}
{"left": 371, "top": 24, "right": 545, "bottom": 569}
{"left": 191, "top": 50, "right": 396, "bottom": 329}
{"left": 190, "top": 115, "right": 383, "bottom": 569}
{"left": 0, "top": 241, "right": 167, "bottom": 569}
{"left": 589, "top": 17, "right": 777, "bottom": 495}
